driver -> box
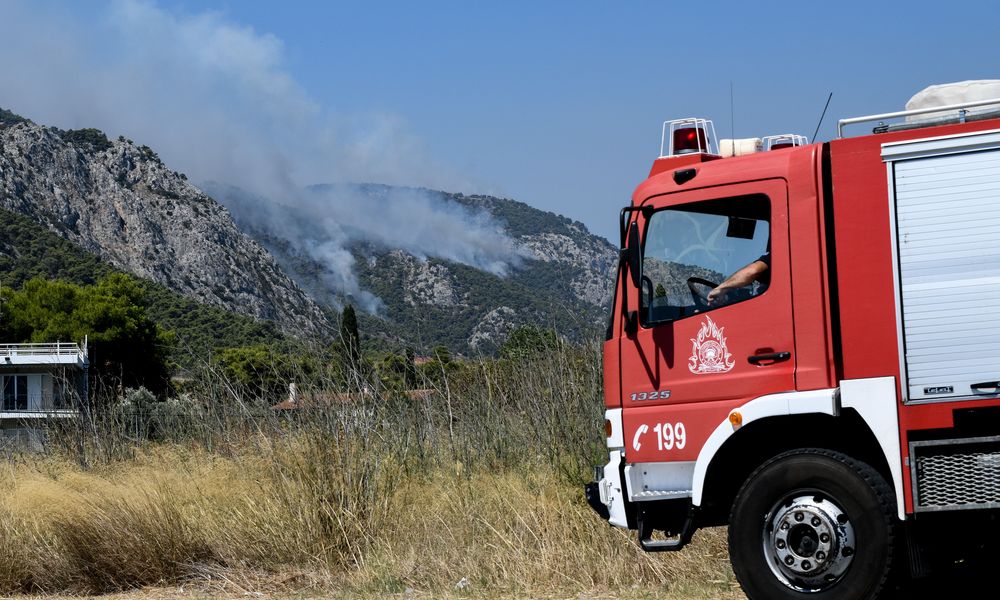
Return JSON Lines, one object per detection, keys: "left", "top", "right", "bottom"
{"left": 706, "top": 252, "right": 770, "bottom": 306}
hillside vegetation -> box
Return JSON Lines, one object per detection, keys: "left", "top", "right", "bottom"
{"left": 0, "top": 207, "right": 286, "bottom": 361}
{"left": 354, "top": 249, "right": 603, "bottom": 354}
{"left": 238, "top": 184, "right": 618, "bottom": 355}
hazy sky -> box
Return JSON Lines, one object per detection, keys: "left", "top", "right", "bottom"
{"left": 3, "top": 1, "right": 999, "bottom": 241}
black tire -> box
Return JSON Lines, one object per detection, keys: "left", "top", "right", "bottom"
{"left": 729, "top": 449, "right": 897, "bottom": 600}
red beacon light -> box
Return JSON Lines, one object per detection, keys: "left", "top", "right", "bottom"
{"left": 661, "top": 118, "right": 718, "bottom": 157}
{"left": 674, "top": 127, "right": 707, "bottom": 152}
{"left": 763, "top": 134, "right": 809, "bottom": 150}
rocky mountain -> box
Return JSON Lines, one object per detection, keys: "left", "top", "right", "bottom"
{"left": 0, "top": 111, "right": 328, "bottom": 337}
{"left": 214, "top": 183, "right": 620, "bottom": 354}
{"left": 449, "top": 192, "right": 618, "bottom": 310}
{"left": 1, "top": 108, "right": 619, "bottom": 354}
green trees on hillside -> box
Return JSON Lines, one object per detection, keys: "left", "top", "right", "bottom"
{"left": 0, "top": 207, "right": 289, "bottom": 361}
{"left": 215, "top": 344, "right": 320, "bottom": 402}
{"left": 59, "top": 128, "right": 113, "bottom": 152}
{"left": 499, "top": 324, "right": 560, "bottom": 362}
{"left": 0, "top": 274, "right": 172, "bottom": 394}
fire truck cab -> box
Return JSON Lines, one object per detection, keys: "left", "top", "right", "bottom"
{"left": 588, "top": 93, "right": 1000, "bottom": 599}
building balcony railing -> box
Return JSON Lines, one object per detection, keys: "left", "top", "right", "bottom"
{"left": 0, "top": 342, "right": 88, "bottom": 368}
{"left": 1, "top": 392, "right": 80, "bottom": 415}
{"left": 0, "top": 342, "right": 87, "bottom": 360}
{"left": 0, "top": 408, "right": 79, "bottom": 420}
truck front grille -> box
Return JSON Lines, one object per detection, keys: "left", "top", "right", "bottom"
{"left": 911, "top": 436, "right": 1000, "bottom": 512}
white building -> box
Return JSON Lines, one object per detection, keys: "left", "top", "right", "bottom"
{"left": 0, "top": 342, "right": 88, "bottom": 448}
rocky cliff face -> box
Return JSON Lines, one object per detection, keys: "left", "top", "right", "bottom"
{"left": 516, "top": 228, "right": 616, "bottom": 308}
{"left": 452, "top": 193, "right": 618, "bottom": 348}
{"left": 451, "top": 193, "right": 618, "bottom": 303}
{"left": 0, "top": 119, "right": 328, "bottom": 336}
{"left": 387, "top": 249, "right": 464, "bottom": 308}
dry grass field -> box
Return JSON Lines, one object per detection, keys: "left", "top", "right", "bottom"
{"left": 0, "top": 446, "right": 740, "bottom": 597}
{"left": 0, "top": 341, "right": 754, "bottom": 598}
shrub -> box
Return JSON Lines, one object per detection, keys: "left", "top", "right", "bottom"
{"left": 0, "top": 107, "right": 29, "bottom": 127}
{"left": 499, "top": 324, "right": 560, "bottom": 361}
{"left": 60, "top": 128, "right": 112, "bottom": 152}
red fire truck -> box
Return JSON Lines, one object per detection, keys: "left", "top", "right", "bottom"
{"left": 586, "top": 95, "right": 1000, "bottom": 599}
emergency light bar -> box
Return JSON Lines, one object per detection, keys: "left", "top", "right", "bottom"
{"left": 660, "top": 118, "right": 718, "bottom": 158}
{"left": 763, "top": 134, "right": 809, "bottom": 150}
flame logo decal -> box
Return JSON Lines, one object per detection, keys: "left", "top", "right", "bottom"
{"left": 689, "top": 315, "right": 735, "bottom": 375}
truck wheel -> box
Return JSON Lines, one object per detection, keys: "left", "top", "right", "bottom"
{"left": 728, "top": 449, "right": 897, "bottom": 600}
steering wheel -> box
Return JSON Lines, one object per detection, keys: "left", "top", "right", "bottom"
{"left": 687, "top": 277, "right": 720, "bottom": 310}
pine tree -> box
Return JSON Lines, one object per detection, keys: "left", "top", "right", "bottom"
{"left": 404, "top": 347, "right": 418, "bottom": 388}
{"left": 340, "top": 304, "right": 361, "bottom": 368}
{"left": 654, "top": 283, "right": 667, "bottom": 298}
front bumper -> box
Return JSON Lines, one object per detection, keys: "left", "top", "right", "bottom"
{"left": 584, "top": 480, "right": 610, "bottom": 520}
{"left": 586, "top": 408, "right": 630, "bottom": 528}
{"left": 587, "top": 450, "right": 630, "bottom": 528}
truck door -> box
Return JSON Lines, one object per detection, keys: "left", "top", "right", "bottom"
{"left": 620, "top": 180, "right": 795, "bottom": 463}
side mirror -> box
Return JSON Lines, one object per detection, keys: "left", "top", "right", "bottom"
{"left": 627, "top": 221, "right": 642, "bottom": 288}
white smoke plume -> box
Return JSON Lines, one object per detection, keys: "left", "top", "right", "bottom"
{"left": 0, "top": 0, "right": 524, "bottom": 310}
{"left": 211, "top": 183, "right": 527, "bottom": 313}
{"left": 308, "top": 186, "right": 524, "bottom": 277}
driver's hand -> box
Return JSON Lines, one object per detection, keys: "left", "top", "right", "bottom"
{"left": 707, "top": 286, "right": 726, "bottom": 305}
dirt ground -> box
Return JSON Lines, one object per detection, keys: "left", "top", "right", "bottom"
{"left": 39, "top": 572, "right": 999, "bottom": 600}
{"left": 24, "top": 561, "right": 1000, "bottom": 600}
{"left": 25, "top": 580, "right": 1000, "bottom": 599}
{"left": 30, "top": 581, "right": 746, "bottom": 600}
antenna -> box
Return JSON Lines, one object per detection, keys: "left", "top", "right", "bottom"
{"left": 812, "top": 92, "right": 833, "bottom": 143}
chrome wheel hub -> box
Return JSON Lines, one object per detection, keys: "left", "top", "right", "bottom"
{"left": 763, "top": 493, "right": 856, "bottom": 592}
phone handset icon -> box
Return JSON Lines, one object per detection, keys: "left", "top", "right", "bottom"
{"left": 632, "top": 424, "right": 649, "bottom": 452}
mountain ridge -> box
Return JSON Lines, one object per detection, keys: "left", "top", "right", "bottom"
{"left": 0, "top": 116, "right": 329, "bottom": 337}
{"left": 1, "top": 109, "right": 618, "bottom": 354}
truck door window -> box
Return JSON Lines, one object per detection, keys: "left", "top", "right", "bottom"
{"left": 640, "top": 195, "right": 770, "bottom": 326}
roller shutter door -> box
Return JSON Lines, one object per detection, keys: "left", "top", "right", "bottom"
{"left": 892, "top": 146, "right": 1000, "bottom": 401}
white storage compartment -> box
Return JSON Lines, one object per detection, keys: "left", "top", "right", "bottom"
{"left": 885, "top": 130, "right": 1000, "bottom": 402}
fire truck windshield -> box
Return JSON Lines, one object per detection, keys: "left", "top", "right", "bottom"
{"left": 640, "top": 195, "right": 770, "bottom": 325}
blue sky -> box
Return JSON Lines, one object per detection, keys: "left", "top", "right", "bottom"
{"left": 4, "top": 1, "right": 1000, "bottom": 240}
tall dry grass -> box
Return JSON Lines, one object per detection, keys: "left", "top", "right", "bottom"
{"left": 0, "top": 341, "right": 738, "bottom": 597}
